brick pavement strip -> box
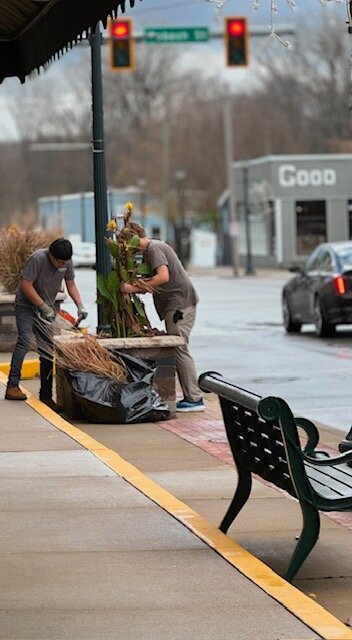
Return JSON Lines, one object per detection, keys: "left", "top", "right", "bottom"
{"left": 163, "top": 394, "right": 352, "bottom": 530}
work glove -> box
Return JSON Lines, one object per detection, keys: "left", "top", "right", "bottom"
{"left": 38, "top": 302, "right": 56, "bottom": 323}
{"left": 77, "top": 303, "right": 88, "bottom": 320}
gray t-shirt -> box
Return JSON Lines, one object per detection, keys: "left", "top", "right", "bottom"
{"left": 15, "top": 248, "right": 75, "bottom": 308}
{"left": 145, "top": 240, "right": 199, "bottom": 320}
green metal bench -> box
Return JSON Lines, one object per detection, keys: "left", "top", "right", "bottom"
{"left": 199, "top": 371, "right": 352, "bottom": 582}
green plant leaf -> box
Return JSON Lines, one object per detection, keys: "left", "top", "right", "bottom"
{"left": 108, "top": 240, "right": 120, "bottom": 259}
{"left": 126, "top": 255, "right": 135, "bottom": 272}
{"left": 119, "top": 267, "right": 128, "bottom": 281}
{"left": 107, "top": 269, "right": 120, "bottom": 295}
{"left": 97, "top": 274, "right": 114, "bottom": 303}
{"left": 137, "top": 262, "right": 151, "bottom": 276}
{"left": 132, "top": 296, "right": 146, "bottom": 318}
{"left": 127, "top": 234, "right": 140, "bottom": 249}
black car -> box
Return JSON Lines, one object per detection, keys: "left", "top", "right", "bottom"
{"left": 282, "top": 241, "right": 352, "bottom": 337}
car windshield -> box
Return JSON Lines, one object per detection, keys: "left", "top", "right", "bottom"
{"left": 334, "top": 245, "right": 352, "bottom": 268}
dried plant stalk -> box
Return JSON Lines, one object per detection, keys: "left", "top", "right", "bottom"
{"left": 0, "top": 226, "right": 59, "bottom": 294}
{"left": 55, "top": 335, "right": 127, "bottom": 381}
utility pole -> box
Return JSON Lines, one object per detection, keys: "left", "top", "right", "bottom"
{"left": 347, "top": 2, "right": 352, "bottom": 120}
{"left": 175, "top": 169, "right": 186, "bottom": 265}
{"left": 223, "top": 97, "right": 240, "bottom": 277}
{"left": 242, "top": 163, "right": 254, "bottom": 275}
{"left": 163, "top": 83, "right": 171, "bottom": 242}
{"left": 138, "top": 178, "right": 147, "bottom": 222}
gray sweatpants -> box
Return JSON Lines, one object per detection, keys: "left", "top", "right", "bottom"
{"left": 164, "top": 305, "right": 201, "bottom": 403}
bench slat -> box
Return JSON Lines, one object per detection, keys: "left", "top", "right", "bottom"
{"left": 305, "top": 463, "right": 352, "bottom": 500}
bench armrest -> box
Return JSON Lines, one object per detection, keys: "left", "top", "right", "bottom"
{"left": 304, "top": 448, "right": 352, "bottom": 466}
{"left": 295, "top": 416, "right": 352, "bottom": 465}
{"left": 294, "top": 417, "right": 319, "bottom": 454}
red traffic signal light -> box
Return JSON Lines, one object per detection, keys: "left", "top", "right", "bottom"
{"left": 228, "top": 20, "right": 245, "bottom": 36}
{"left": 111, "top": 21, "right": 129, "bottom": 39}
{"left": 109, "top": 19, "right": 134, "bottom": 71}
{"left": 225, "top": 17, "right": 248, "bottom": 67}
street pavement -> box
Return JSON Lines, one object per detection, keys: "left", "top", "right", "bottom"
{"left": 68, "top": 267, "right": 352, "bottom": 433}
{"left": 0, "top": 355, "right": 352, "bottom": 639}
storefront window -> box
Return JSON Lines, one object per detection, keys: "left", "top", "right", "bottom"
{"left": 296, "top": 200, "right": 326, "bottom": 255}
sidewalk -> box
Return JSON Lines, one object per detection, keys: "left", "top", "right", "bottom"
{"left": 0, "top": 360, "right": 351, "bottom": 639}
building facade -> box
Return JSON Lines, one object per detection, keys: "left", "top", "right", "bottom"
{"left": 218, "top": 154, "right": 352, "bottom": 269}
{"left": 38, "top": 189, "right": 167, "bottom": 243}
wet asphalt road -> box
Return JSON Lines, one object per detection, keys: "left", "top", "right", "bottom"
{"left": 66, "top": 268, "right": 352, "bottom": 434}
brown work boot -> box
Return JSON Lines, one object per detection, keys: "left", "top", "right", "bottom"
{"left": 40, "top": 398, "right": 64, "bottom": 414}
{"left": 5, "top": 385, "right": 27, "bottom": 401}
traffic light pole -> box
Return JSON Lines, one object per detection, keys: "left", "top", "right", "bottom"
{"left": 242, "top": 163, "right": 254, "bottom": 275}
{"left": 89, "top": 24, "right": 112, "bottom": 333}
{"left": 223, "top": 98, "right": 240, "bottom": 277}
{"left": 101, "top": 23, "right": 296, "bottom": 45}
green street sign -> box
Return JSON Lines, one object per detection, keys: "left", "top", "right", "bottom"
{"left": 144, "top": 27, "right": 209, "bottom": 44}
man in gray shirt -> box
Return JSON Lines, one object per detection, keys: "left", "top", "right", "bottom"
{"left": 121, "top": 223, "right": 204, "bottom": 412}
{"left": 5, "top": 238, "right": 87, "bottom": 412}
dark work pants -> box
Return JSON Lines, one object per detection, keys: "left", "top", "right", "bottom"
{"left": 8, "top": 304, "right": 54, "bottom": 400}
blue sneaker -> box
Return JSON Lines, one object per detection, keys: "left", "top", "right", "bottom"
{"left": 176, "top": 398, "right": 205, "bottom": 412}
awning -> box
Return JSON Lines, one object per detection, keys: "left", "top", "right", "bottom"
{"left": 0, "top": 0, "right": 142, "bottom": 83}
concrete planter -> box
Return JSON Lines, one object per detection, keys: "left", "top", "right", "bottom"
{"left": 54, "top": 334, "right": 184, "bottom": 420}
{"left": 0, "top": 294, "right": 17, "bottom": 352}
{"left": 0, "top": 292, "right": 67, "bottom": 352}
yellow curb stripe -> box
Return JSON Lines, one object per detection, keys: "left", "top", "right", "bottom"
{"left": 1, "top": 372, "right": 351, "bottom": 640}
{"left": 0, "top": 359, "right": 40, "bottom": 379}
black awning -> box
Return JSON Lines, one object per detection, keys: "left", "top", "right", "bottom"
{"left": 0, "top": 0, "right": 142, "bottom": 83}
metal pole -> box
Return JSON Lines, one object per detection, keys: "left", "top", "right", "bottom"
{"left": 163, "top": 84, "right": 171, "bottom": 242}
{"left": 138, "top": 178, "right": 147, "bottom": 223}
{"left": 223, "top": 98, "right": 240, "bottom": 277}
{"left": 89, "top": 24, "right": 111, "bottom": 332}
{"left": 175, "top": 169, "right": 186, "bottom": 265}
{"left": 242, "top": 164, "right": 254, "bottom": 275}
{"left": 80, "top": 193, "right": 86, "bottom": 242}
{"left": 347, "top": 3, "right": 352, "bottom": 120}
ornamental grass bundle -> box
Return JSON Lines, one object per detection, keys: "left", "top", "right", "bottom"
{"left": 54, "top": 334, "right": 128, "bottom": 381}
{"left": 0, "top": 225, "right": 59, "bottom": 294}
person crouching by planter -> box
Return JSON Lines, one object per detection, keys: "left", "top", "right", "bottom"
{"left": 120, "top": 223, "right": 204, "bottom": 413}
{"left": 5, "top": 238, "right": 88, "bottom": 412}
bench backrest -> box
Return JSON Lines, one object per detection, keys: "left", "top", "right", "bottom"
{"left": 199, "top": 372, "right": 314, "bottom": 502}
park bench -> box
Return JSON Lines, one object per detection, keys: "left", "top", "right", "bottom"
{"left": 198, "top": 371, "right": 352, "bottom": 582}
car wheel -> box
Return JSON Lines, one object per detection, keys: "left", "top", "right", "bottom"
{"left": 282, "top": 295, "right": 302, "bottom": 333}
{"left": 314, "top": 297, "right": 336, "bottom": 337}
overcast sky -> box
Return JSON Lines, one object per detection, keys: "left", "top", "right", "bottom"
{"left": 127, "top": 0, "right": 346, "bottom": 28}
{"left": 0, "top": 0, "right": 348, "bottom": 140}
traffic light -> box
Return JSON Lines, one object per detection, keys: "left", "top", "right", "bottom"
{"left": 109, "top": 19, "right": 134, "bottom": 71}
{"left": 225, "top": 17, "right": 248, "bottom": 67}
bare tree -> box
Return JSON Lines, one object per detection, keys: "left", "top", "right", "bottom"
{"left": 254, "top": 16, "right": 351, "bottom": 151}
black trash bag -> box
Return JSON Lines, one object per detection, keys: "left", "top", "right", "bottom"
{"left": 65, "top": 352, "right": 170, "bottom": 424}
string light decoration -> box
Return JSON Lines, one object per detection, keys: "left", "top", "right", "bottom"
{"left": 204, "top": 0, "right": 352, "bottom": 116}
{"left": 204, "top": 0, "right": 348, "bottom": 37}
{"left": 204, "top": 0, "right": 230, "bottom": 9}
